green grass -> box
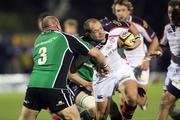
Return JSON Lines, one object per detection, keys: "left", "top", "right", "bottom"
{"left": 0, "top": 92, "right": 51, "bottom": 120}
{"left": 0, "top": 82, "right": 179, "bottom": 120}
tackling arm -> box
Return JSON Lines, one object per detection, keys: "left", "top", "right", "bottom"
{"left": 68, "top": 72, "right": 93, "bottom": 91}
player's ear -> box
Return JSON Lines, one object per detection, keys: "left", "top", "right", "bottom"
{"left": 56, "top": 25, "right": 61, "bottom": 31}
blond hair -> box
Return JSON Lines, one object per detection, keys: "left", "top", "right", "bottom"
{"left": 112, "top": 0, "right": 133, "bottom": 14}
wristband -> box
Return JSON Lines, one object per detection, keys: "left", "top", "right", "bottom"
{"left": 144, "top": 56, "right": 151, "bottom": 61}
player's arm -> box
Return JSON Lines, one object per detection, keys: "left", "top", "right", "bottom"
{"left": 120, "top": 21, "right": 142, "bottom": 49}
{"left": 139, "top": 20, "right": 162, "bottom": 58}
{"left": 70, "top": 55, "right": 90, "bottom": 73}
{"left": 118, "top": 31, "right": 141, "bottom": 50}
{"left": 129, "top": 22, "right": 141, "bottom": 49}
{"left": 152, "top": 25, "right": 169, "bottom": 56}
{"left": 68, "top": 34, "right": 110, "bottom": 75}
{"left": 139, "top": 35, "right": 162, "bottom": 70}
{"left": 88, "top": 47, "right": 110, "bottom": 75}
{"left": 147, "top": 36, "right": 162, "bottom": 57}
{"left": 68, "top": 72, "right": 92, "bottom": 91}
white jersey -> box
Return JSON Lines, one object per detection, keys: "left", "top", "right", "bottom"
{"left": 117, "top": 16, "right": 156, "bottom": 85}
{"left": 124, "top": 15, "right": 156, "bottom": 67}
{"left": 161, "top": 24, "right": 180, "bottom": 58}
{"left": 104, "top": 27, "right": 128, "bottom": 70}
{"left": 161, "top": 24, "right": 180, "bottom": 90}
{"left": 93, "top": 27, "right": 136, "bottom": 102}
{"left": 124, "top": 35, "right": 146, "bottom": 66}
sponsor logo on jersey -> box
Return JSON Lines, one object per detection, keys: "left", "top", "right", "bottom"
{"left": 109, "top": 37, "right": 116, "bottom": 43}
{"left": 56, "top": 100, "right": 65, "bottom": 106}
{"left": 24, "top": 100, "right": 30, "bottom": 104}
{"left": 97, "top": 95, "right": 103, "bottom": 99}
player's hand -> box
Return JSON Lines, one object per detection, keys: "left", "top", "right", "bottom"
{"left": 139, "top": 59, "right": 150, "bottom": 70}
{"left": 83, "top": 81, "right": 93, "bottom": 91}
{"left": 148, "top": 50, "right": 162, "bottom": 57}
{"left": 138, "top": 87, "right": 146, "bottom": 97}
{"left": 99, "top": 64, "right": 111, "bottom": 75}
{"left": 96, "top": 64, "right": 111, "bottom": 76}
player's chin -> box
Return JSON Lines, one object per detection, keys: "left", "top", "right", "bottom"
{"left": 124, "top": 45, "right": 137, "bottom": 50}
{"left": 118, "top": 17, "right": 126, "bottom": 21}
{"left": 98, "top": 35, "right": 105, "bottom": 40}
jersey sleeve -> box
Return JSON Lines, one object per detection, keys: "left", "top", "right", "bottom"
{"left": 65, "top": 34, "right": 93, "bottom": 55}
{"left": 140, "top": 20, "right": 156, "bottom": 43}
{"left": 132, "top": 16, "right": 156, "bottom": 43}
{"left": 160, "top": 25, "right": 169, "bottom": 46}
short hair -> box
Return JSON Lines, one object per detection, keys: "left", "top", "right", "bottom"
{"left": 64, "top": 19, "right": 78, "bottom": 28}
{"left": 112, "top": 0, "right": 133, "bottom": 14}
{"left": 168, "top": 0, "right": 180, "bottom": 26}
{"left": 38, "top": 12, "right": 52, "bottom": 22}
{"left": 83, "top": 18, "right": 100, "bottom": 33}
{"left": 168, "top": 0, "right": 180, "bottom": 8}
{"left": 41, "top": 16, "right": 60, "bottom": 30}
{"left": 38, "top": 12, "right": 52, "bottom": 31}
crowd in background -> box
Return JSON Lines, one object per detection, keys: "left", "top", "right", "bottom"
{"left": 0, "top": 20, "right": 171, "bottom": 74}
{"left": 0, "top": 0, "right": 172, "bottom": 74}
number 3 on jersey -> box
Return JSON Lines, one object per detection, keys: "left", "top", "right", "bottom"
{"left": 38, "top": 47, "right": 47, "bottom": 65}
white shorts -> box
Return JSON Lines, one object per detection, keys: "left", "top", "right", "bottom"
{"left": 93, "top": 63, "right": 136, "bottom": 102}
{"left": 132, "top": 66, "right": 149, "bottom": 85}
{"left": 164, "top": 62, "right": 180, "bottom": 90}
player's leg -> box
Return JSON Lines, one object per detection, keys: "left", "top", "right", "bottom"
{"left": 49, "top": 89, "right": 81, "bottom": 120}
{"left": 76, "top": 91, "right": 96, "bottom": 118}
{"left": 56, "top": 104, "right": 80, "bottom": 120}
{"left": 68, "top": 81, "right": 96, "bottom": 119}
{"left": 19, "top": 106, "right": 39, "bottom": 120}
{"left": 118, "top": 80, "right": 138, "bottom": 120}
{"left": 93, "top": 75, "right": 116, "bottom": 120}
{"left": 157, "top": 80, "right": 180, "bottom": 120}
{"left": 96, "top": 99, "right": 110, "bottom": 120}
{"left": 157, "top": 91, "right": 177, "bottom": 120}
{"left": 134, "top": 67, "right": 149, "bottom": 110}
{"left": 109, "top": 98, "right": 122, "bottom": 120}
{"left": 169, "top": 102, "right": 180, "bottom": 119}
{"left": 18, "top": 88, "right": 41, "bottom": 120}
{"left": 137, "top": 84, "right": 148, "bottom": 110}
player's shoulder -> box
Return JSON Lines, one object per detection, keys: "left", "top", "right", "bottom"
{"left": 164, "top": 23, "right": 173, "bottom": 33}
{"left": 112, "top": 20, "right": 130, "bottom": 28}
{"left": 165, "top": 23, "right": 171, "bottom": 27}
{"left": 131, "top": 15, "right": 149, "bottom": 28}
{"left": 61, "top": 32, "right": 82, "bottom": 41}
{"left": 81, "top": 34, "right": 101, "bottom": 47}
{"left": 100, "top": 18, "right": 117, "bottom": 32}
{"left": 100, "top": 17, "right": 130, "bottom": 32}
{"left": 164, "top": 23, "right": 171, "bottom": 29}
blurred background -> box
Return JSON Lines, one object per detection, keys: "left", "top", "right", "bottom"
{"left": 0, "top": 0, "right": 170, "bottom": 74}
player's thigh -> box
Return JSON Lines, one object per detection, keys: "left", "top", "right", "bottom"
{"left": 96, "top": 99, "right": 109, "bottom": 113}
{"left": 75, "top": 91, "right": 87, "bottom": 106}
{"left": 57, "top": 104, "right": 80, "bottom": 120}
{"left": 119, "top": 80, "right": 138, "bottom": 100}
{"left": 76, "top": 91, "right": 96, "bottom": 110}
{"left": 161, "top": 91, "right": 177, "bottom": 108}
{"left": 19, "top": 106, "right": 39, "bottom": 120}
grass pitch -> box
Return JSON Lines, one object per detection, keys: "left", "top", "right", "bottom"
{"left": 0, "top": 82, "right": 179, "bottom": 120}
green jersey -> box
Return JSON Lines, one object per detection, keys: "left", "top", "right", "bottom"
{"left": 76, "top": 55, "right": 94, "bottom": 82}
{"left": 28, "top": 31, "right": 93, "bottom": 89}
